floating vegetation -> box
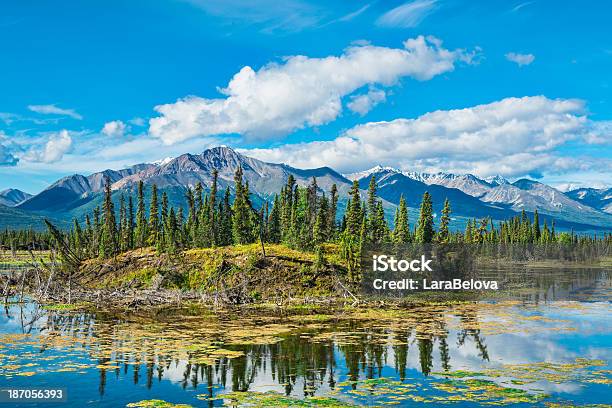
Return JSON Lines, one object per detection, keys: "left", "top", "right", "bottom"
{"left": 197, "top": 391, "right": 355, "bottom": 407}
{"left": 126, "top": 400, "right": 193, "bottom": 407}
{"left": 0, "top": 298, "right": 609, "bottom": 407}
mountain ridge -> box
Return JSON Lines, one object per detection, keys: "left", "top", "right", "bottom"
{"left": 0, "top": 188, "right": 32, "bottom": 207}
{"left": 8, "top": 146, "right": 612, "bottom": 231}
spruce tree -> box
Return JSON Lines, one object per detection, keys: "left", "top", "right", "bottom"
{"left": 367, "top": 175, "right": 377, "bottom": 221}
{"left": 148, "top": 184, "right": 160, "bottom": 247}
{"left": 532, "top": 209, "right": 541, "bottom": 242}
{"left": 267, "top": 195, "right": 281, "bottom": 243}
{"left": 160, "top": 191, "right": 168, "bottom": 249}
{"left": 165, "top": 207, "right": 178, "bottom": 254}
{"left": 127, "top": 196, "right": 134, "bottom": 250}
{"left": 393, "top": 194, "right": 410, "bottom": 244}
{"left": 464, "top": 219, "right": 473, "bottom": 243}
{"left": 313, "top": 195, "right": 329, "bottom": 245}
{"left": 280, "top": 175, "right": 296, "bottom": 243}
{"left": 415, "top": 192, "right": 434, "bottom": 244}
{"left": 219, "top": 187, "right": 233, "bottom": 245}
{"left": 437, "top": 198, "right": 451, "bottom": 243}
{"left": 231, "top": 166, "right": 254, "bottom": 244}
{"left": 100, "top": 176, "right": 117, "bottom": 258}
{"left": 72, "top": 218, "right": 83, "bottom": 259}
{"left": 346, "top": 180, "right": 362, "bottom": 238}
{"left": 118, "top": 194, "right": 127, "bottom": 251}
{"left": 135, "top": 181, "right": 147, "bottom": 248}
{"left": 209, "top": 169, "right": 218, "bottom": 245}
{"left": 328, "top": 184, "right": 338, "bottom": 238}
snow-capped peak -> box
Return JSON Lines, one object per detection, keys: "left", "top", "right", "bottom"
{"left": 484, "top": 174, "right": 509, "bottom": 186}
{"left": 151, "top": 157, "right": 174, "bottom": 166}
{"left": 344, "top": 165, "right": 401, "bottom": 181}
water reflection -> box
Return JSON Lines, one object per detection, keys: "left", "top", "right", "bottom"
{"left": 0, "top": 268, "right": 610, "bottom": 407}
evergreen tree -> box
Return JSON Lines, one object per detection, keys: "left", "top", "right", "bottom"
{"left": 281, "top": 175, "right": 296, "bottom": 243}
{"left": 532, "top": 209, "right": 541, "bottom": 242}
{"left": 118, "top": 194, "right": 128, "bottom": 251}
{"left": 209, "top": 169, "right": 218, "bottom": 245}
{"left": 415, "top": 192, "right": 434, "bottom": 243}
{"left": 393, "top": 194, "right": 410, "bottom": 244}
{"left": 267, "top": 195, "right": 281, "bottom": 243}
{"left": 148, "top": 184, "right": 160, "bottom": 247}
{"left": 346, "top": 180, "right": 362, "bottom": 238}
{"left": 464, "top": 219, "right": 473, "bottom": 243}
{"left": 135, "top": 181, "right": 147, "bottom": 248}
{"left": 127, "top": 196, "right": 134, "bottom": 250}
{"left": 437, "top": 198, "right": 451, "bottom": 243}
{"left": 219, "top": 187, "right": 233, "bottom": 245}
{"left": 367, "top": 176, "right": 378, "bottom": 221}
{"left": 231, "top": 166, "right": 254, "bottom": 244}
{"left": 158, "top": 191, "right": 168, "bottom": 251}
{"left": 100, "top": 176, "right": 117, "bottom": 258}
{"left": 165, "top": 207, "right": 178, "bottom": 254}
{"left": 72, "top": 218, "right": 83, "bottom": 259}
{"left": 313, "top": 195, "right": 329, "bottom": 245}
{"left": 328, "top": 184, "right": 338, "bottom": 238}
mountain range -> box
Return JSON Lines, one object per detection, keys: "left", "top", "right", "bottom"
{"left": 0, "top": 189, "right": 32, "bottom": 207}
{"left": 1, "top": 146, "right": 611, "bottom": 232}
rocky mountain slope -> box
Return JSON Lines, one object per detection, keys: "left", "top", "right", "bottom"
{"left": 6, "top": 146, "right": 612, "bottom": 231}
{"left": 566, "top": 187, "right": 612, "bottom": 214}
{"left": 0, "top": 189, "right": 32, "bottom": 207}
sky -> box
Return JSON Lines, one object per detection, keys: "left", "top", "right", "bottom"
{"left": 0, "top": 0, "right": 610, "bottom": 194}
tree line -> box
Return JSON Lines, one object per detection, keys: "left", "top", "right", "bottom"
{"left": 2, "top": 168, "right": 610, "bottom": 266}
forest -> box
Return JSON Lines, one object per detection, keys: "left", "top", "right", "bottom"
{"left": 1, "top": 166, "right": 610, "bottom": 285}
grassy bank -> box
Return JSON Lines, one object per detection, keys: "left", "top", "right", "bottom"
{"left": 77, "top": 243, "right": 349, "bottom": 304}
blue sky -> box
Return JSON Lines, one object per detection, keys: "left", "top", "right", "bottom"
{"left": 0, "top": 0, "right": 610, "bottom": 193}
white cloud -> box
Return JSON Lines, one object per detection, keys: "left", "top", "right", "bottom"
{"left": 0, "top": 144, "right": 18, "bottom": 166}
{"left": 511, "top": 2, "right": 533, "bottom": 13}
{"left": 149, "top": 36, "right": 478, "bottom": 145}
{"left": 505, "top": 52, "right": 535, "bottom": 66}
{"left": 337, "top": 4, "right": 371, "bottom": 22}
{"left": 583, "top": 120, "right": 612, "bottom": 144}
{"left": 24, "top": 130, "right": 73, "bottom": 163}
{"left": 129, "top": 117, "right": 146, "bottom": 126}
{"left": 183, "top": 0, "right": 324, "bottom": 33}
{"left": 102, "top": 120, "right": 128, "bottom": 137}
{"left": 27, "top": 104, "right": 83, "bottom": 120}
{"left": 243, "top": 96, "right": 610, "bottom": 178}
{"left": 347, "top": 88, "right": 386, "bottom": 115}
{"left": 376, "top": 0, "right": 438, "bottom": 28}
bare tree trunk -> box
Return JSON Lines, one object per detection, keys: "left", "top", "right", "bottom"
{"left": 18, "top": 269, "right": 27, "bottom": 303}
{"left": 67, "top": 274, "right": 72, "bottom": 304}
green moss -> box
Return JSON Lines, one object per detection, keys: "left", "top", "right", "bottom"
{"left": 126, "top": 399, "right": 192, "bottom": 408}
{"left": 42, "top": 302, "right": 91, "bottom": 311}
{"left": 197, "top": 391, "right": 354, "bottom": 407}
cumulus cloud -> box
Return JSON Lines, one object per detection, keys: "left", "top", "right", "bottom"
{"left": 347, "top": 88, "right": 387, "bottom": 115}
{"left": 376, "top": 0, "right": 438, "bottom": 28}
{"left": 583, "top": 120, "right": 612, "bottom": 144}
{"left": 25, "top": 130, "right": 73, "bottom": 163}
{"left": 243, "top": 96, "right": 609, "bottom": 178}
{"left": 505, "top": 52, "right": 535, "bottom": 66}
{"left": 149, "top": 36, "right": 477, "bottom": 145}
{"left": 28, "top": 104, "right": 83, "bottom": 120}
{"left": 102, "top": 120, "right": 128, "bottom": 137}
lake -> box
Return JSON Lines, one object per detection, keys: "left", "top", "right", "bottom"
{"left": 0, "top": 266, "right": 610, "bottom": 407}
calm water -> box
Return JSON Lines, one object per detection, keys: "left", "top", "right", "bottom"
{"left": 0, "top": 269, "right": 610, "bottom": 407}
